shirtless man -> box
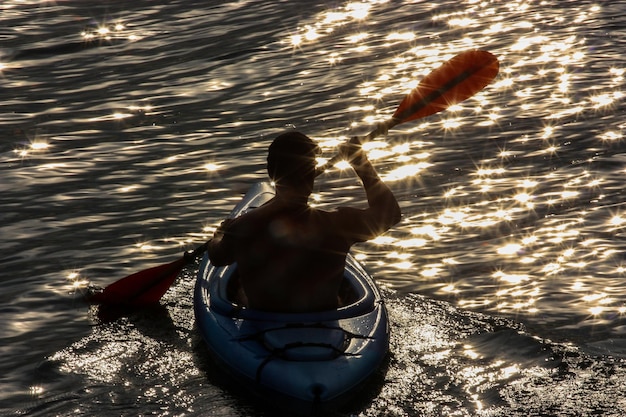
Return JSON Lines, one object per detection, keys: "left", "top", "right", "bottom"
{"left": 207, "top": 131, "right": 401, "bottom": 313}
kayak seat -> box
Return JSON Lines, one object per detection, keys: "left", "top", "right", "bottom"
{"left": 225, "top": 268, "right": 360, "bottom": 307}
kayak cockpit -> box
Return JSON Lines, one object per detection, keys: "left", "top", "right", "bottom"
{"left": 224, "top": 267, "right": 362, "bottom": 311}
{"left": 198, "top": 252, "right": 379, "bottom": 322}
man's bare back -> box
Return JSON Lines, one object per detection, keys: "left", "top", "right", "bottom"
{"left": 208, "top": 132, "right": 400, "bottom": 313}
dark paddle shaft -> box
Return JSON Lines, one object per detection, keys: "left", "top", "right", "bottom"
{"left": 91, "top": 49, "right": 499, "bottom": 310}
{"left": 184, "top": 241, "right": 210, "bottom": 262}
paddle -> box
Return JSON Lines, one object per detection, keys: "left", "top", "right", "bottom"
{"left": 88, "top": 49, "right": 499, "bottom": 313}
{"left": 316, "top": 49, "right": 499, "bottom": 173}
{"left": 89, "top": 243, "right": 207, "bottom": 308}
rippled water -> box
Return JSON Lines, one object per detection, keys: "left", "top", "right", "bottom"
{"left": 1, "top": 0, "right": 626, "bottom": 416}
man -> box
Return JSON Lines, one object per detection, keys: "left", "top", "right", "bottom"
{"left": 207, "top": 131, "right": 401, "bottom": 313}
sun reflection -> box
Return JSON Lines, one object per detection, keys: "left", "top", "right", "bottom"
{"left": 449, "top": 17, "right": 479, "bottom": 28}
{"left": 383, "top": 162, "right": 432, "bottom": 181}
{"left": 421, "top": 267, "right": 441, "bottom": 278}
{"left": 511, "top": 35, "right": 549, "bottom": 52}
{"left": 392, "top": 261, "right": 414, "bottom": 270}
{"left": 397, "top": 238, "right": 428, "bottom": 248}
{"left": 496, "top": 244, "right": 523, "bottom": 256}
{"left": 387, "top": 251, "right": 411, "bottom": 260}
{"left": 441, "top": 284, "right": 459, "bottom": 294}
{"left": 66, "top": 271, "right": 89, "bottom": 292}
{"left": 411, "top": 225, "right": 443, "bottom": 241}
{"left": 589, "top": 306, "right": 605, "bottom": 316}
{"left": 463, "top": 345, "right": 480, "bottom": 360}
{"left": 287, "top": 1, "right": 376, "bottom": 48}
{"left": 13, "top": 139, "right": 51, "bottom": 159}
{"left": 437, "top": 209, "right": 467, "bottom": 226}
{"left": 514, "top": 192, "right": 533, "bottom": 208}
{"left": 599, "top": 131, "right": 623, "bottom": 142}
{"left": 136, "top": 242, "right": 162, "bottom": 252}
{"left": 203, "top": 162, "right": 221, "bottom": 172}
{"left": 610, "top": 67, "right": 624, "bottom": 82}
{"left": 327, "top": 52, "right": 341, "bottom": 65}
{"left": 334, "top": 160, "right": 351, "bottom": 170}
{"left": 442, "top": 118, "right": 463, "bottom": 130}
{"left": 304, "top": 26, "right": 320, "bottom": 42}
{"left": 609, "top": 215, "right": 625, "bottom": 227}
{"left": 113, "top": 112, "right": 130, "bottom": 120}
{"left": 560, "top": 190, "right": 579, "bottom": 199}
{"left": 80, "top": 20, "right": 140, "bottom": 43}
{"left": 29, "top": 385, "right": 44, "bottom": 396}
{"left": 346, "top": 2, "right": 372, "bottom": 19}
{"left": 493, "top": 270, "right": 529, "bottom": 284}
{"left": 30, "top": 141, "right": 49, "bottom": 151}
{"left": 290, "top": 34, "right": 303, "bottom": 47}
{"left": 371, "top": 235, "right": 396, "bottom": 245}
{"left": 590, "top": 91, "right": 623, "bottom": 109}
{"left": 385, "top": 32, "right": 416, "bottom": 42}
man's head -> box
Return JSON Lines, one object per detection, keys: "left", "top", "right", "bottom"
{"left": 267, "top": 132, "right": 319, "bottom": 189}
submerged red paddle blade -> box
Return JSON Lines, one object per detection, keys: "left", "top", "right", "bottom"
{"left": 89, "top": 257, "right": 187, "bottom": 307}
{"left": 392, "top": 50, "right": 499, "bottom": 124}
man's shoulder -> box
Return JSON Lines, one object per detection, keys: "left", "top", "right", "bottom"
{"left": 225, "top": 207, "right": 267, "bottom": 235}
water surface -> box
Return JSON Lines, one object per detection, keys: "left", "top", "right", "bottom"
{"left": 1, "top": 0, "right": 626, "bottom": 415}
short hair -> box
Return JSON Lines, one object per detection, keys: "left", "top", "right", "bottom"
{"left": 267, "top": 132, "right": 319, "bottom": 186}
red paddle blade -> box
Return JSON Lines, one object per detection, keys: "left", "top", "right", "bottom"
{"left": 89, "top": 257, "right": 187, "bottom": 307}
{"left": 392, "top": 50, "right": 499, "bottom": 125}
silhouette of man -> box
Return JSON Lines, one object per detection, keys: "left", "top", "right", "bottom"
{"left": 208, "top": 131, "right": 401, "bottom": 312}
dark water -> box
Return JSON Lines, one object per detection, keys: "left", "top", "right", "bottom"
{"left": 1, "top": 0, "right": 626, "bottom": 415}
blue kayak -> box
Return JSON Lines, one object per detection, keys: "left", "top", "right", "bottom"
{"left": 194, "top": 182, "right": 389, "bottom": 414}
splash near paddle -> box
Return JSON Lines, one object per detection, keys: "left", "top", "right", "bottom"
{"left": 89, "top": 49, "right": 499, "bottom": 317}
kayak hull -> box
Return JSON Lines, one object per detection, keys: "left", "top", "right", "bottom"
{"left": 194, "top": 182, "right": 389, "bottom": 414}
